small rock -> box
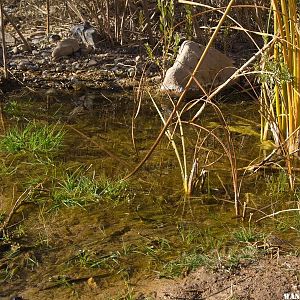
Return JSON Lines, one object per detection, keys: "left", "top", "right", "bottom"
{"left": 17, "top": 61, "right": 30, "bottom": 71}
{"left": 127, "top": 68, "right": 135, "bottom": 77}
{"left": 115, "top": 69, "right": 123, "bottom": 76}
{"left": 55, "top": 66, "right": 64, "bottom": 72}
{"left": 52, "top": 38, "right": 80, "bottom": 59}
{"left": 17, "top": 44, "right": 27, "bottom": 52}
{"left": 41, "top": 51, "right": 51, "bottom": 58}
{"left": 73, "top": 63, "right": 80, "bottom": 70}
{"left": 8, "top": 61, "right": 17, "bottom": 67}
{"left": 31, "top": 38, "right": 41, "bottom": 45}
{"left": 12, "top": 46, "right": 18, "bottom": 54}
{"left": 29, "top": 65, "right": 39, "bottom": 71}
{"left": 49, "top": 34, "right": 61, "bottom": 42}
{"left": 32, "top": 50, "right": 39, "bottom": 55}
{"left": 87, "top": 59, "right": 98, "bottom": 67}
{"left": 83, "top": 97, "right": 94, "bottom": 110}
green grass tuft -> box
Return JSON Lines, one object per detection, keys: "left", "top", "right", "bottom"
{"left": 0, "top": 122, "right": 65, "bottom": 154}
{"left": 51, "top": 167, "right": 129, "bottom": 209}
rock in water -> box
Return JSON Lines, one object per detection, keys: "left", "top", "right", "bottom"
{"left": 52, "top": 38, "right": 80, "bottom": 59}
{"left": 161, "top": 40, "right": 235, "bottom": 94}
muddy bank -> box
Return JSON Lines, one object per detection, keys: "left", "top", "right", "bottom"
{"left": 145, "top": 256, "right": 300, "bottom": 300}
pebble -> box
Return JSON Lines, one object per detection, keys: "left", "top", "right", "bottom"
{"left": 17, "top": 44, "right": 27, "bottom": 52}
{"left": 73, "top": 63, "right": 80, "bottom": 70}
{"left": 17, "top": 61, "right": 30, "bottom": 71}
{"left": 32, "top": 50, "right": 39, "bottom": 56}
{"left": 31, "top": 38, "right": 40, "bottom": 45}
{"left": 87, "top": 59, "right": 98, "bottom": 67}
{"left": 41, "top": 51, "right": 50, "bottom": 58}
{"left": 127, "top": 68, "right": 135, "bottom": 77}
{"left": 49, "top": 34, "right": 61, "bottom": 42}
{"left": 12, "top": 46, "right": 18, "bottom": 54}
{"left": 55, "top": 66, "right": 64, "bottom": 72}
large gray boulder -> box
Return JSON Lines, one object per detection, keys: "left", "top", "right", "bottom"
{"left": 161, "top": 40, "right": 235, "bottom": 94}
{"left": 71, "top": 22, "right": 102, "bottom": 49}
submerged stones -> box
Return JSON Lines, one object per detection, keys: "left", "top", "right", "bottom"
{"left": 161, "top": 40, "right": 236, "bottom": 94}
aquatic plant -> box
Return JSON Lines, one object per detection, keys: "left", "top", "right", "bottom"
{"left": 160, "top": 251, "right": 212, "bottom": 278}
{"left": 127, "top": 0, "right": 243, "bottom": 216}
{"left": 0, "top": 122, "right": 65, "bottom": 154}
{"left": 69, "top": 249, "right": 120, "bottom": 270}
{"left": 265, "top": 170, "right": 289, "bottom": 195}
{"left": 233, "top": 227, "right": 260, "bottom": 243}
{"left": 51, "top": 167, "right": 129, "bottom": 209}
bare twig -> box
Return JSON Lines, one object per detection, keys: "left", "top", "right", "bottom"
{"left": 0, "top": 3, "right": 8, "bottom": 79}
{"left": 256, "top": 209, "right": 300, "bottom": 222}
{"left": 0, "top": 184, "right": 41, "bottom": 235}
{"left": 3, "top": 10, "right": 31, "bottom": 51}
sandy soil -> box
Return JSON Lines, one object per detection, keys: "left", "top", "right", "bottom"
{"left": 139, "top": 256, "right": 300, "bottom": 300}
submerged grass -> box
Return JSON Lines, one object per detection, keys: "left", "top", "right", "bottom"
{"left": 69, "top": 249, "right": 120, "bottom": 270}
{"left": 0, "top": 122, "right": 65, "bottom": 154}
{"left": 51, "top": 167, "right": 130, "bottom": 209}
{"left": 160, "top": 251, "right": 213, "bottom": 278}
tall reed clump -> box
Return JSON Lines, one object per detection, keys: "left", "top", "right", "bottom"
{"left": 260, "top": 0, "right": 300, "bottom": 188}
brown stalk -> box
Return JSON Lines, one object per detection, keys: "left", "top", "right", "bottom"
{"left": 3, "top": 10, "right": 31, "bottom": 51}
{"left": 0, "top": 3, "right": 8, "bottom": 79}
{"left": 0, "top": 184, "right": 42, "bottom": 235}
{"left": 46, "top": 0, "right": 50, "bottom": 36}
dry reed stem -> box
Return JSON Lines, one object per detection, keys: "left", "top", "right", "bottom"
{"left": 123, "top": 0, "right": 235, "bottom": 182}
{"left": 256, "top": 208, "right": 300, "bottom": 222}
{"left": 0, "top": 4, "right": 8, "bottom": 79}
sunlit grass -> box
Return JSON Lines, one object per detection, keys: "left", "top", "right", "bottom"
{"left": 160, "top": 251, "right": 212, "bottom": 278}
{"left": 233, "top": 227, "right": 260, "bottom": 243}
{"left": 0, "top": 122, "right": 65, "bottom": 154}
{"left": 265, "top": 171, "right": 290, "bottom": 195}
{"left": 51, "top": 167, "right": 130, "bottom": 209}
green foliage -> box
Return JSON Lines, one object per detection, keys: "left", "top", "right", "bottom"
{"left": 4, "top": 100, "right": 21, "bottom": 117}
{"left": 0, "top": 122, "right": 65, "bottom": 154}
{"left": 225, "top": 246, "right": 258, "bottom": 270}
{"left": 51, "top": 167, "right": 129, "bottom": 209}
{"left": 0, "top": 159, "right": 17, "bottom": 176}
{"left": 265, "top": 171, "right": 289, "bottom": 195}
{"left": 233, "top": 227, "right": 259, "bottom": 243}
{"left": 145, "top": 0, "right": 180, "bottom": 74}
{"left": 70, "top": 249, "right": 120, "bottom": 269}
{"left": 160, "top": 251, "right": 211, "bottom": 278}
{"left": 258, "top": 55, "right": 293, "bottom": 86}
{"left": 184, "top": 5, "right": 193, "bottom": 40}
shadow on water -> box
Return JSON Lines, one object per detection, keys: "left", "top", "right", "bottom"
{"left": 0, "top": 89, "right": 299, "bottom": 299}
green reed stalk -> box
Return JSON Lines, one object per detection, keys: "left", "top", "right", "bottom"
{"left": 260, "top": 0, "right": 300, "bottom": 189}
{"left": 262, "top": 0, "right": 300, "bottom": 153}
